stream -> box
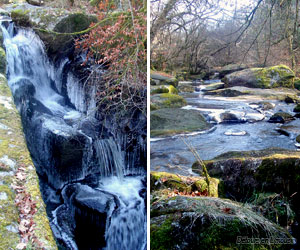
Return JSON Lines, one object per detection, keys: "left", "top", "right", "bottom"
{"left": 151, "top": 81, "right": 300, "bottom": 175}
{"left": 1, "top": 21, "right": 146, "bottom": 250}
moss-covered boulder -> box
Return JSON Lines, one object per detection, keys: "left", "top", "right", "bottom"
{"left": 268, "top": 112, "right": 295, "bottom": 123}
{"left": 224, "top": 65, "right": 295, "bottom": 89}
{"left": 195, "top": 148, "right": 300, "bottom": 201}
{"left": 0, "top": 47, "right": 6, "bottom": 74}
{"left": 151, "top": 108, "right": 211, "bottom": 137}
{"left": 0, "top": 74, "right": 56, "bottom": 249}
{"left": 151, "top": 196, "right": 292, "bottom": 250}
{"left": 9, "top": 4, "right": 97, "bottom": 59}
{"left": 151, "top": 171, "right": 219, "bottom": 197}
{"left": 151, "top": 93, "right": 186, "bottom": 109}
{"left": 151, "top": 85, "right": 178, "bottom": 95}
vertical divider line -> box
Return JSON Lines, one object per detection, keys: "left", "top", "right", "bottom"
{"left": 147, "top": 0, "right": 151, "bottom": 249}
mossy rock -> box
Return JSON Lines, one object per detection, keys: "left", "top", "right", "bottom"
{"left": 268, "top": 112, "right": 295, "bottom": 123}
{"left": 151, "top": 93, "right": 186, "bottom": 109}
{"left": 200, "top": 148, "right": 300, "bottom": 202}
{"left": 0, "top": 47, "right": 6, "bottom": 74}
{"left": 150, "top": 108, "right": 211, "bottom": 137}
{"left": 151, "top": 85, "right": 178, "bottom": 95}
{"left": 296, "top": 135, "right": 300, "bottom": 143}
{"left": 151, "top": 196, "right": 292, "bottom": 250}
{"left": 0, "top": 74, "right": 57, "bottom": 249}
{"left": 151, "top": 171, "right": 219, "bottom": 197}
{"left": 224, "top": 65, "right": 295, "bottom": 89}
{"left": 10, "top": 9, "right": 31, "bottom": 27}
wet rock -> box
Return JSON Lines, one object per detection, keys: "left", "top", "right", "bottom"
{"left": 268, "top": 112, "right": 295, "bottom": 123}
{"left": 205, "top": 88, "right": 246, "bottom": 97}
{"left": 220, "top": 112, "right": 242, "bottom": 123}
{"left": 150, "top": 108, "right": 211, "bottom": 137}
{"left": 285, "top": 95, "right": 299, "bottom": 104}
{"left": 26, "top": 0, "right": 44, "bottom": 6}
{"left": 224, "top": 65, "right": 295, "bottom": 88}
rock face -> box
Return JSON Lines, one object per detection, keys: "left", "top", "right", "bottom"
{"left": 0, "top": 73, "right": 56, "bottom": 249}
{"left": 224, "top": 65, "right": 295, "bottom": 88}
{"left": 151, "top": 108, "right": 211, "bottom": 137}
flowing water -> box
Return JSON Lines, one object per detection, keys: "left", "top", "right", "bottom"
{"left": 151, "top": 82, "right": 300, "bottom": 175}
{"left": 1, "top": 21, "right": 146, "bottom": 249}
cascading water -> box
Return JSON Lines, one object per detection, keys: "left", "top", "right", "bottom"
{"left": 1, "top": 21, "right": 146, "bottom": 250}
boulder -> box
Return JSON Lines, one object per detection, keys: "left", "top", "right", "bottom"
{"left": 194, "top": 148, "right": 300, "bottom": 201}
{"left": 150, "top": 108, "right": 211, "bottom": 137}
{"left": 268, "top": 112, "right": 295, "bottom": 123}
{"left": 150, "top": 93, "right": 186, "bottom": 109}
{"left": 218, "top": 63, "right": 247, "bottom": 78}
{"left": 151, "top": 196, "right": 292, "bottom": 250}
{"left": 224, "top": 65, "right": 295, "bottom": 89}
{"left": 26, "top": 0, "right": 44, "bottom": 6}
{"left": 150, "top": 85, "right": 178, "bottom": 95}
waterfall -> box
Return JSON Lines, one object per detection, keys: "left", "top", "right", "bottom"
{"left": 1, "top": 21, "right": 146, "bottom": 250}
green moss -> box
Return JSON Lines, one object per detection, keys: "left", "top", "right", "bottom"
{"left": 150, "top": 217, "right": 174, "bottom": 250}
{"left": 254, "top": 65, "right": 295, "bottom": 88}
{"left": 296, "top": 135, "right": 300, "bottom": 143}
{"left": 294, "top": 78, "right": 300, "bottom": 90}
{"left": 150, "top": 103, "right": 159, "bottom": 111}
{"left": 160, "top": 93, "right": 186, "bottom": 108}
{"left": 0, "top": 74, "right": 57, "bottom": 249}
{"left": 150, "top": 85, "right": 169, "bottom": 95}
{"left": 168, "top": 85, "right": 178, "bottom": 94}
{"left": 11, "top": 9, "right": 31, "bottom": 27}
{"left": 0, "top": 47, "right": 6, "bottom": 75}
